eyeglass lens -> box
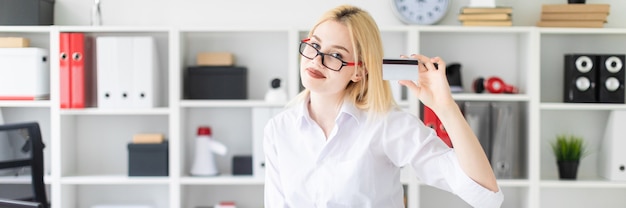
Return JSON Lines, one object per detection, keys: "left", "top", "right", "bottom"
{"left": 299, "top": 42, "right": 345, "bottom": 71}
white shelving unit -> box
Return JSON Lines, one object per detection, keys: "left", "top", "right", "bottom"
{"left": 2, "top": 25, "right": 626, "bottom": 208}
{"left": 537, "top": 27, "right": 626, "bottom": 208}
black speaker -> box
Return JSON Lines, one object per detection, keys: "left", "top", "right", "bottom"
{"left": 597, "top": 54, "right": 625, "bottom": 103}
{"left": 232, "top": 155, "right": 253, "bottom": 175}
{"left": 564, "top": 54, "right": 597, "bottom": 103}
{"left": 446, "top": 63, "right": 463, "bottom": 93}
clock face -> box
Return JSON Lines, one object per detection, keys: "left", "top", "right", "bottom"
{"left": 393, "top": 0, "right": 449, "bottom": 25}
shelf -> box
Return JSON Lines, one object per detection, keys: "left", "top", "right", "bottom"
{"left": 0, "top": 100, "right": 51, "bottom": 107}
{"left": 540, "top": 179, "right": 626, "bottom": 188}
{"left": 56, "top": 26, "right": 171, "bottom": 33}
{"left": 538, "top": 27, "right": 626, "bottom": 34}
{"left": 540, "top": 102, "right": 626, "bottom": 110}
{"left": 404, "top": 25, "right": 535, "bottom": 33}
{"left": 0, "top": 175, "right": 53, "bottom": 184}
{"left": 180, "top": 100, "right": 286, "bottom": 108}
{"left": 417, "top": 179, "right": 529, "bottom": 188}
{"left": 180, "top": 175, "right": 264, "bottom": 185}
{"left": 60, "top": 107, "right": 171, "bottom": 115}
{"left": 452, "top": 93, "right": 530, "bottom": 101}
{"left": 180, "top": 176, "right": 409, "bottom": 187}
{"left": 60, "top": 175, "right": 170, "bottom": 185}
{"left": 179, "top": 26, "right": 291, "bottom": 32}
{"left": 497, "top": 179, "right": 532, "bottom": 187}
{"left": 0, "top": 26, "right": 52, "bottom": 32}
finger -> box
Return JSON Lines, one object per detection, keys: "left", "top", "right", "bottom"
{"left": 401, "top": 54, "right": 424, "bottom": 74}
{"left": 398, "top": 80, "right": 419, "bottom": 92}
{"left": 420, "top": 56, "right": 439, "bottom": 72}
{"left": 411, "top": 54, "right": 441, "bottom": 72}
{"left": 410, "top": 54, "right": 429, "bottom": 72}
{"left": 431, "top": 57, "right": 447, "bottom": 74}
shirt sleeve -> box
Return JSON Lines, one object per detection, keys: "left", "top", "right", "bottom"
{"left": 263, "top": 119, "right": 289, "bottom": 207}
{"left": 433, "top": 151, "right": 504, "bottom": 208}
{"left": 381, "top": 112, "right": 504, "bottom": 208}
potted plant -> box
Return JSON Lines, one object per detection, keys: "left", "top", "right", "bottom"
{"left": 551, "top": 134, "right": 587, "bottom": 179}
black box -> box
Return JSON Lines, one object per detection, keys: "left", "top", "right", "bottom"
{"left": 0, "top": 0, "right": 54, "bottom": 25}
{"left": 128, "top": 142, "right": 169, "bottom": 176}
{"left": 184, "top": 66, "right": 247, "bottom": 99}
{"left": 232, "top": 155, "right": 252, "bottom": 175}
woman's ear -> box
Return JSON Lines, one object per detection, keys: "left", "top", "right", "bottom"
{"left": 351, "top": 68, "right": 368, "bottom": 82}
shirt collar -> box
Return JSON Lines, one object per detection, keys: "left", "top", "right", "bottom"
{"left": 297, "top": 95, "right": 363, "bottom": 128}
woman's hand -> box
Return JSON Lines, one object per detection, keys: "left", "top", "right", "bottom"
{"left": 398, "top": 54, "right": 455, "bottom": 111}
{"left": 399, "top": 54, "right": 501, "bottom": 193}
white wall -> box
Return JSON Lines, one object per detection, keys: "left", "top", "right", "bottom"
{"left": 54, "top": 0, "right": 626, "bottom": 28}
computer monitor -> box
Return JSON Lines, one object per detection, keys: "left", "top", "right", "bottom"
{"left": 0, "top": 198, "right": 43, "bottom": 208}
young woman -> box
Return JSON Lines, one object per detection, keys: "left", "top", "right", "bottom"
{"left": 263, "top": 4, "right": 503, "bottom": 208}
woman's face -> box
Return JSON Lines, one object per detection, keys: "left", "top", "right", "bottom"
{"left": 300, "top": 20, "right": 360, "bottom": 96}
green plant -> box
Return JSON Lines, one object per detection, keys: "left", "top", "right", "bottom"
{"left": 551, "top": 134, "right": 587, "bottom": 162}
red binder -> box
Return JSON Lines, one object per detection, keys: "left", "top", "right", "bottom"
{"left": 60, "top": 32, "right": 93, "bottom": 109}
{"left": 59, "top": 33, "right": 71, "bottom": 108}
{"left": 422, "top": 105, "right": 453, "bottom": 148}
{"left": 69, "top": 33, "right": 86, "bottom": 108}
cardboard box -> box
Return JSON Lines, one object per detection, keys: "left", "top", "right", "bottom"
{"left": 132, "top": 133, "right": 165, "bottom": 144}
{"left": 0, "top": 0, "right": 55, "bottom": 25}
{"left": 0, "top": 37, "right": 30, "bottom": 48}
{"left": 196, "top": 52, "right": 234, "bottom": 66}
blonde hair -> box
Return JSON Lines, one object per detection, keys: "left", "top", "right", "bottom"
{"left": 290, "top": 4, "right": 397, "bottom": 115}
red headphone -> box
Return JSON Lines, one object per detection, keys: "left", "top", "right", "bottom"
{"left": 473, "top": 76, "right": 519, "bottom": 94}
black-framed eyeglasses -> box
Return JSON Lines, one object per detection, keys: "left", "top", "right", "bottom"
{"left": 299, "top": 38, "right": 362, "bottom": 71}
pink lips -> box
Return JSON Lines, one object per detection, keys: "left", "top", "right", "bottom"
{"left": 306, "top": 68, "right": 326, "bottom": 79}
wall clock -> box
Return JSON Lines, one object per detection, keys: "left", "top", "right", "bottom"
{"left": 392, "top": 0, "right": 450, "bottom": 25}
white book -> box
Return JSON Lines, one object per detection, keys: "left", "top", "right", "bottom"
{"left": 469, "top": 0, "right": 497, "bottom": 8}
{"left": 490, "top": 102, "right": 524, "bottom": 179}
{"left": 599, "top": 110, "right": 626, "bottom": 181}
{"left": 97, "top": 37, "right": 158, "bottom": 108}
{"left": 117, "top": 37, "right": 134, "bottom": 108}
{"left": 131, "top": 37, "right": 159, "bottom": 108}
{"left": 97, "top": 37, "right": 124, "bottom": 108}
{"left": 464, "top": 101, "right": 492, "bottom": 160}
{"left": 252, "top": 107, "right": 284, "bottom": 179}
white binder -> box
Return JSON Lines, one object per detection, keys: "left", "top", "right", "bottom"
{"left": 97, "top": 37, "right": 158, "bottom": 108}
{"left": 96, "top": 37, "right": 123, "bottom": 108}
{"left": 0, "top": 48, "right": 49, "bottom": 100}
{"left": 252, "top": 107, "right": 283, "bottom": 179}
{"left": 131, "top": 37, "right": 159, "bottom": 108}
{"left": 490, "top": 102, "right": 525, "bottom": 179}
{"left": 599, "top": 110, "right": 626, "bottom": 181}
{"left": 464, "top": 101, "right": 492, "bottom": 161}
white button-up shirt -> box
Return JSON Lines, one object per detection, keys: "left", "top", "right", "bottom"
{"left": 264, "top": 97, "right": 504, "bottom": 208}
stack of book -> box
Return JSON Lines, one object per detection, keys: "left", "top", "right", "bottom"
{"left": 537, "top": 4, "right": 610, "bottom": 28}
{"left": 458, "top": 7, "right": 513, "bottom": 27}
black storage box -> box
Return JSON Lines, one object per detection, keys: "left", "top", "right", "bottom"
{"left": 184, "top": 66, "right": 247, "bottom": 99}
{"left": 128, "top": 142, "right": 169, "bottom": 176}
{"left": 0, "top": 0, "right": 54, "bottom": 25}
{"left": 232, "top": 155, "right": 252, "bottom": 175}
